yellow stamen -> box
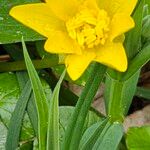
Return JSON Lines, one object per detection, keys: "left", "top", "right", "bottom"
{"left": 66, "top": 8, "right": 110, "bottom": 48}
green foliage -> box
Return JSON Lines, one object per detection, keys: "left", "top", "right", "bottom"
{"left": 0, "top": 73, "right": 34, "bottom": 149}
{"left": 122, "top": 44, "right": 150, "bottom": 81}
{"left": 126, "top": 126, "right": 150, "bottom": 150}
{"left": 79, "top": 119, "right": 109, "bottom": 149}
{"left": 92, "top": 122, "right": 123, "bottom": 150}
{"left": 125, "top": 0, "right": 144, "bottom": 59}
{"left": 22, "top": 41, "right": 104, "bottom": 150}
{"left": 0, "top": 122, "right": 7, "bottom": 149}
{"left": 46, "top": 70, "right": 66, "bottom": 150}
{"left": 0, "top": 1, "right": 150, "bottom": 150}
{"left": 105, "top": 71, "right": 140, "bottom": 122}
{"left": 142, "top": 15, "right": 150, "bottom": 37}
{"left": 136, "top": 87, "right": 150, "bottom": 100}
{"left": 0, "top": 0, "right": 44, "bottom": 44}
{"left": 6, "top": 81, "right": 32, "bottom": 150}
{"left": 22, "top": 39, "right": 49, "bottom": 150}
{"left": 62, "top": 63, "right": 106, "bottom": 150}
{"left": 59, "top": 106, "right": 103, "bottom": 146}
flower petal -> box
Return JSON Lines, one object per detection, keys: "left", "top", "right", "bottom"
{"left": 45, "top": 0, "right": 82, "bottom": 21}
{"left": 65, "top": 52, "right": 95, "bottom": 80}
{"left": 94, "top": 42, "right": 127, "bottom": 72}
{"left": 9, "top": 3, "right": 65, "bottom": 37}
{"left": 109, "top": 14, "right": 135, "bottom": 41}
{"left": 83, "top": 0, "right": 99, "bottom": 12}
{"left": 97, "top": 0, "right": 137, "bottom": 16}
{"left": 44, "top": 31, "right": 82, "bottom": 54}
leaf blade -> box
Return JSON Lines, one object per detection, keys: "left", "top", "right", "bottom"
{"left": 62, "top": 63, "right": 106, "bottom": 150}
{"left": 47, "top": 70, "right": 66, "bottom": 150}
{"left": 22, "top": 38, "right": 48, "bottom": 150}
{"left": 93, "top": 122, "right": 123, "bottom": 150}
{"left": 5, "top": 81, "right": 32, "bottom": 150}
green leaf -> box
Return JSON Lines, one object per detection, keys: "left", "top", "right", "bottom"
{"left": 145, "top": 0, "right": 150, "bottom": 11}
{"left": 4, "top": 43, "right": 53, "bottom": 138}
{"left": 0, "top": 73, "right": 34, "bottom": 140}
{"left": 126, "top": 126, "right": 150, "bottom": 150}
{"left": 0, "top": 121, "right": 7, "bottom": 150}
{"left": 122, "top": 44, "right": 150, "bottom": 81}
{"left": 79, "top": 118, "right": 109, "bottom": 150}
{"left": 125, "top": 0, "right": 144, "bottom": 59}
{"left": 136, "top": 87, "right": 150, "bottom": 100}
{"left": 59, "top": 106, "right": 103, "bottom": 146}
{"left": 6, "top": 81, "right": 32, "bottom": 150}
{"left": 0, "top": 73, "right": 34, "bottom": 146}
{"left": 142, "top": 15, "right": 150, "bottom": 37}
{"left": 22, "top": 38, "right": 48, "bottom": 150}
{"left": 62, "top": 63, "right": 106, "bottom": 150}
{"left": 93, "top": 122, "right": 123, "bottom": 150}
{"left": 46, "top": 70, "right": 66, "bottom": 150}
{"left": 0, "top": 0, "right": 44, "bottom": 44}
{"left": 19, "top": 141, "right": 33, "bottom": 150}
{"left": 26, "top": 94, "right": 38, "bottom": 136}
{"left": 0, "top": 72, "right": 52, "bottom": 149}
{"left": 105, "top": 71, "right": 140, "bottom": 122}
{"left": 143, "top": 4, "right": 149, "bottom": 17}
{"left": 0, "top": 73, "right": 20, "bottom": 127}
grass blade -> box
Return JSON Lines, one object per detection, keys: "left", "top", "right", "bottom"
{"left": 136, "top": 87, "right": 150, "bottom": 100}
{"left": 62, "top": 63, "right": 106, "bottom": 150}
{"left": 22, "top": 38, "right": 48, "bottom": 150}
{"left": 16, "top": 72, "right": 38, "bottom": 136}
{"left": 125, "top": 0, "right": 144, "bottom": 59}
{"left": 79, "top": 118, "right": 109, "bottom": 150}
{"left": 47, "top": 70, "right": 66, "bottom": 150}
{"left": 122, "top": 44, "right": 150, "bottom": 81}
{"left": 4, "top": 43, "right": 38, "bottom": 137}
{"left": 6, "top": 81, "right": 31, "bottom": 150}
{"left": 93, "top": 122, "right": 123, "bottom": 150}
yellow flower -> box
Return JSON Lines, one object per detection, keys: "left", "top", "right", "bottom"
{"left": 10, "top": 0, "right": 137, "bottom": 80}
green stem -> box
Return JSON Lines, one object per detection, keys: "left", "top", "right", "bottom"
{"left": 105, "top": 71, "right": 140, "bottom": 122}
{"left": 62, "top": 62, "right": 106, "bottom": 150}
{"left": 0, "top": 58, "right": 58, "bottom": 72}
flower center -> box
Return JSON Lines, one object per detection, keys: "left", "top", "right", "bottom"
{"left": 66, "top": 8, "right": 110, "bottom": 48}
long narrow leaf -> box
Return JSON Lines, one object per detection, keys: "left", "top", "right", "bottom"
{"left": 4, "top": 44, "right": 38, "bottom": 136}
{"left": 79, "top": 118, "right": 109, "bottom": 150}
{"left": 22, "top": 38, "right": 48, "bottom": 150}
{"left": 62, "top": 63, "right": 106, "bottom": 150}
{"left": 6, "top": 81, "right": 31, "bottom": 150}
{"left": 47, "top": 70, "right": 66, "bottom": 150}
{"left": 136, "top": 87, "right": 150, "bottom": 100}
{"left": 123, "top": 44, "right": 150, "bottom": 81}
{"left": 93, "top": 122, "right": 123, "bottom": 150}
{"left": 125, "top": 0, "right": 144, "bottom": 59}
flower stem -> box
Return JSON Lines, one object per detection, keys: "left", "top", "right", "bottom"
{"left": 62, "top": 62, "right": 106, "bottom": 150}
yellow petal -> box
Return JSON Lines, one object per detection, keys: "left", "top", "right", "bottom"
{"left": 44, "top": 31, "right": 82, "bottom": 54}
{"left": 45, "top": 0, "right": 82, "bottom": 21}
{"left": 83, "top": 0, "right": 99, "bottom": 12}
{"left": 65, "top": 52, "right": 95, "bottom": 80}
{"left": 109, "top": 14, "right": 135, "bottom": 41}
{"left": 97, "top": 0, "right": 137, "bottom": 16}
{"left": 94, "top": 42, "right": 127, "bottom": 72}
{"left": 9, "top": 3, "right": 65, "bottom": 37}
